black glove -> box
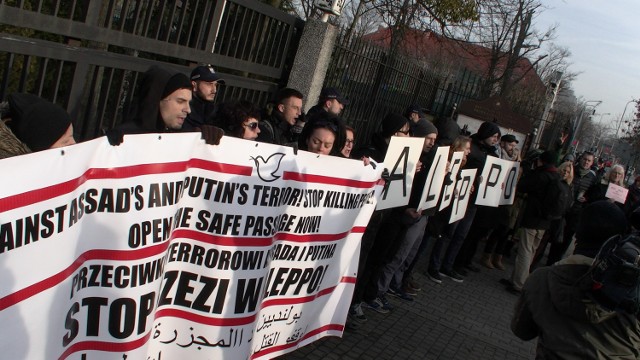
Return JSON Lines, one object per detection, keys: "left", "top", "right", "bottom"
{"left": 105, "top": 128, "right": 124, "bottom": 146}
{"left": 198, "top": 125, "right": 224, "bottom": 145}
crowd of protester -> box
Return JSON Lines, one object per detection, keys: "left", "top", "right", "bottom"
{"left": 1, "top": 64, "right": 639, "bottom": 357}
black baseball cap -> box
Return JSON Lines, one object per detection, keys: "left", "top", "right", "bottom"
{"left": 190, "top": 65, "right": 225, "bottom": 84}
{"left": 320, "top": 87, "right": 349, "bottom": 105}
{"left": 501, "top": 134, "right": 519, "bottom": 143}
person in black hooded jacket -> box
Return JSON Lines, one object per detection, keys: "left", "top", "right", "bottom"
{"left": 108, "top": 65, "right": 222, "bottom": 145}
{"left": 446, "top": 121, "right": 500, "bottom": 278}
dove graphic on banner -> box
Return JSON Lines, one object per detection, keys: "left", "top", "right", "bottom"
{"left": 250, "top": 153, "right": 285, "bottom": 182}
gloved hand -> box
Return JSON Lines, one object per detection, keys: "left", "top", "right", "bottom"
{"left": 105, "top": 128, "right": 124, "bottom": 146}
{"left": 198, "top": 125, "right": 224, "bottom": 145}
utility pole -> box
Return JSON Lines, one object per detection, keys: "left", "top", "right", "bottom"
{"left": 532, "top": 70, "right": 563, "bottom": 148}
{"left": 569, "top": 100, "right": 601, "bottom": 153}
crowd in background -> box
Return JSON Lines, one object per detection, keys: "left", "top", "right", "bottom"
{"left": 1, "top": 64, "right": 639, "bottom": 358}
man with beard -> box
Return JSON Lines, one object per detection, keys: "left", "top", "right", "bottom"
{"left": 184, "top": 65, "right": 225, "bottom": 130}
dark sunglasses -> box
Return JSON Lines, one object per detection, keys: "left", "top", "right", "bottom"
{"left": 396, "top": 128, "right": 410, "bottom": 135}
{"left": 243, "top": 122, "right": 259, "bottom": 130}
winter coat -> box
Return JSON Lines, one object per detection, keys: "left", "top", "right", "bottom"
{"left": 517, "top": 164, "right": 559, "bottom": 230}
{"left": 183, "top": 95, "right": 219, "bottom": 130}
{"left": 256, "top": 110, "right": 297, "bottom": 147}
{"left": 512, "top": 255, "right": 640, "bottom": 359}
{"left": 568, "top": 167, "right": 598, "bottom": 214}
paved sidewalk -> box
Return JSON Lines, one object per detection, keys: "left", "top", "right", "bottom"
{"left": 280, "top": 255, "right": 536, "bottom": 360}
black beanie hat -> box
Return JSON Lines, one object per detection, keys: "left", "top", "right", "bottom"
{"left": 7, "top": 93, "right": 71, "bottom": 152}
{"left": 161, "top": 73, "right": 192, "bottom": 100}
{"left": 412, "top": 119, "right": 438, "bottom": 137}
{"left": 575, "top": 200, "right": 628, "bottom": 258}
{"left": 539, "top": 150, "right": 556, "bottom": 165}
{"left": 476, "top": 121, "right": 501, "bottom": 140}
{"left": 381, "top": 113, "right": 408, "bottom": 137}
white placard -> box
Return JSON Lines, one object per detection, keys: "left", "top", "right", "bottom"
{"left": 439, "top": 151, "right": 464, "bottom": 211}
{"left": 416, "top": 146, "right": 450, "bottom": 211}
{"left": 450, "top": 169, "right": 477, "bottom": 223}
{"left": 376, "top": 136, "right": 425, "bottom": 210}
{"left": 606, "top": 183, "right": 629, "bottom": 204}
{"left": 499, "top": 161, "right": 520, "bottom": 205}
{"left": 475, "top": 156, "right": 512, "bottom": 207}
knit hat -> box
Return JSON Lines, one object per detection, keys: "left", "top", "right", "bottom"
{"left": 412, "top": 119, "right": 437, "bottom": 137}
{"left": 381, "top": 113, "right": 409, "bottom": 137}
{"left": 476, "top": 121, "right": 501, "bottom": 140}
{"left": 161, "top": 73, "right": 192, "bottom": 100}
{"left": 7, "top": 93, "right": 71, "bottom": 152}
{"left": 575, "top": 200, "right": 628, "bottom": 258}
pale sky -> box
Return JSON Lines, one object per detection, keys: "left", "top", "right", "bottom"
{"left": 534, "top": 0, "right": 640, "bottom": 130}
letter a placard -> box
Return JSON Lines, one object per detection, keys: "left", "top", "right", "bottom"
{"left": 376, "top": 137, "right": 424, "bottom": 210}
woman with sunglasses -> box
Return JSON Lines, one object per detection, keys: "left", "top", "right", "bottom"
{"left": 297, "top": 111, "right": 346, "bottom": 156}
{"left": 218, "top": 100, "right": 261, "bottom": 140}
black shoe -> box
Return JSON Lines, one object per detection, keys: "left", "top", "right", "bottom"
{"left": 440, "top": 269, "right": 464, "bottom": 283}
{"left": 465, "top": 263, "right": 481, "bottom": 272}
{"left": 427, "top": 268, "right": 443, "bottom": 284}
{"left": 499, "top": 278, "right": 512, "bottom": 287}
{"left": 505, "top": 284, "right": 521, "bottom": 295}
{"left": 388, "top": 287, "right": 414, "bottom": 301}
{"left": 454, "top": 266, "right": 469, "bottom": 276}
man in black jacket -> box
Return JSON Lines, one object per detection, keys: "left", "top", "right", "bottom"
{"left": 504, "top": 151, "right": 559, "bottom": 293}
{"left": 257, "top": 88, "right": 304, "bottom": 146}
{"left": 184, "top": 65, "right": 225, "bottom": 130}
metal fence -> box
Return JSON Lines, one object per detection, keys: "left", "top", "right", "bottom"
{"left": 0, "top": 0, "right": 303, "bottom": 140}
{"left": 322, "top": 29, "right": 485, "bottom": 144}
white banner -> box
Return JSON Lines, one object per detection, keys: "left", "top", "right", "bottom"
{"left": 375, "top": 136, "right": 424, "bottom": 210}
{"left": 0, "top": 133, "right": 381, "bottom": 360}
{"left": 450, "top": 169, "right": 477, "bottom": 223}
{"left": 439, "top": 151, "right": 464, "bottom": 211}
{"left": 416, "top": 146, "right": 449, "bottom": 211}
{"left": 475, "top": 157, "right": 515, "bottom": 207}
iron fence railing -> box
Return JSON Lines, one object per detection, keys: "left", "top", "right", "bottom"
{"left": 0, "top": 0, "right": 302, "bottom": 140}
{"left": 323, "top": 29, "right": 485, "bottom": 145}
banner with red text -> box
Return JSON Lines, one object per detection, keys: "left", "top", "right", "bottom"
{"left": 0, "top": 133, "right": 381, "bottom": 360}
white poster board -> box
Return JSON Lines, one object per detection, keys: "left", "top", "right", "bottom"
{"left": 499, "top": 161, "right": 520, "bottom": 205}
{"left": 450, "top": 169, "right": 477, "bottom": 223}
{"left": 416, "top": 146, "right": 450, "bottom": 211}
{"left": 376, "top": 136, "right": 424, "bottom": 210}
{"left": 475, "top": 157, "right": 513, "bottom": 207}
{"left": 606, "top": 183, "right": 629, "bottom": 204}
{"left": 439, "top": 151, "right": 464, "bottom": 211}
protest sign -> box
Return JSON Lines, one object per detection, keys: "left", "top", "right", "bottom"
{"left": 0, "top": 133, "right": 381, "bottom": 360}
{"left": 450, "top": 169, "right": 477, "bottom": 223}
{"left": 375, "top": 136, "right": 424, "bottom": 210}
{"left": 606, "top": 183, "right": 628, "bottom": 204}
{"left": 416, "top": 146, "right": 449, "bottom": 211}
{"left": 475, "top": 157, "right": 513, "bottom": 207}
{"left": 498, "top": 161, "right": 520, "bottom": 205}
{"left": 439, "top": 151, "right": 464, "bottom": 211}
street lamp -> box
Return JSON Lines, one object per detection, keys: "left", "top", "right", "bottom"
{"left": 611, "top": 99, "right": 638, "bottom": 153}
